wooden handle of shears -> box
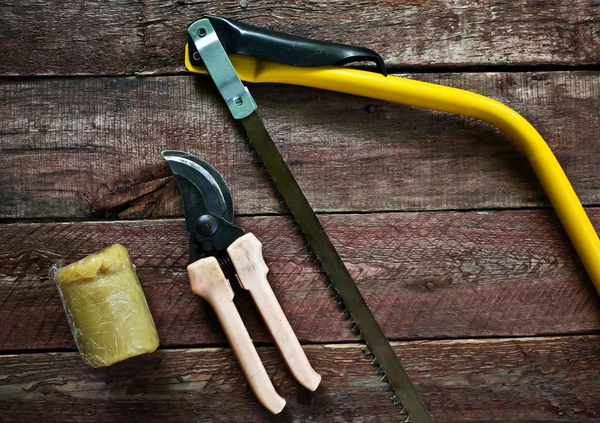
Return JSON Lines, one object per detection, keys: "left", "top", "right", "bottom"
{"left": 187, "top": 257, "right": 286, "bottom": 414}
{"left": 228, "top": 233, "right": 322, "bottom": 392}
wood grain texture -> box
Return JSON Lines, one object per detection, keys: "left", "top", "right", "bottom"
{"left": 1, "top": 0, "right": 599, "bottom": 76}
{"left": 1, "top": 211, "right": 598, "bottom": 351}
{"left": 3, "top": 2, "right": 599, "bottom": 422}
{"left": 0, "top": 337, "right": 598, "bottom": 422}
{"left": 2, "top": 71, "right": 600, "bottom": 219}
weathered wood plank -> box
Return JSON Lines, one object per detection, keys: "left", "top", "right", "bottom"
{"left": 1, "top": 1, "right": 599, "bottom": 76}
{"left": 1, "top": 211, "right": 598, "bottom": 351}
{"left": 0, "top": 337, "right": 598, "bottom": 422}
{"left": 1, "top": 71, "right": 600, "bottom": 219}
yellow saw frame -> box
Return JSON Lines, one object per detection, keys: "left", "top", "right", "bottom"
{"left": 186, "top": 45, "right": 600, "bottom": 297}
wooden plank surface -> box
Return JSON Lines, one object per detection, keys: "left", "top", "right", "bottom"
{"left": 1, "top": 337, "right": 598, "bottom": 422}
{"left": 1, "top": 0, "right": 599, "bottom": 76}
{"left": 2, "top": 2, "right": 600, "bottom": 422}
{"left": 2, "top": 211, "right": 599, "bottom": 351}
{"left": 2, "top": 71, "right": 600, "bottom": 219}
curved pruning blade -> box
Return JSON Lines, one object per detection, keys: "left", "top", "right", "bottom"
{"left": 163, "top": 150, "right": 245, "bottom": 263}
{"left": 161, "top": 150, "right": 234, "bottom": 225}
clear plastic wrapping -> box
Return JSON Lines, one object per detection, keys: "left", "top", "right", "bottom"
{"left": 52, "top": 244, "right": 160, "bottom": 367}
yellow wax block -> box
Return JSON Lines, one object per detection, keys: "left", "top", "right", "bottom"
{"left": 55, "top": 244, "right": 160, "bottom": 367}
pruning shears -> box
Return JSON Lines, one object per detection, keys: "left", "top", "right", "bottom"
{"left": 162, "top": 150, "right": 321, "bottom": 414}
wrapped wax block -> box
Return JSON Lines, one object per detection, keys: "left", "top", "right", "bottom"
{"left": 53, "top": 244, "right": 159, "bottom": 367}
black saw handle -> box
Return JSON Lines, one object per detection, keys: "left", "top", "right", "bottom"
{"left": 188, "top": 15, "right": 387, "bottom": 75}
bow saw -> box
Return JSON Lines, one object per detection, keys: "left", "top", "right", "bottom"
{"left": 183, "top": 15, "right": 600, "bottom": 423}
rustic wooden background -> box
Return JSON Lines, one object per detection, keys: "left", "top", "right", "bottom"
{"left": 1, "top": 1, "right": 600, "bottom": 422}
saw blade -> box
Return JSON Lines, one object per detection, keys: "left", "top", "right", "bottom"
{"left": 240, "top": 112, "right": 433, "bottom": 423}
